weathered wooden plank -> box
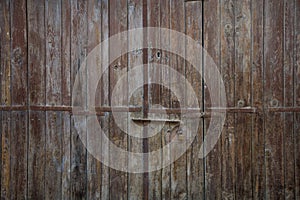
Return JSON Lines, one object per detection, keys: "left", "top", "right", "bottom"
{"left": 109, "top": 0, "right": 128, "bottom": 199}
{"left": 45, "top": 1, "right": 63, "bottom": 198}
{"left": 28, "top": 0, "right": 46, "bottom": 105}
{"left": 295, "top": 0, "right": 300, "bottom": 198}
{"left": 70, "top": 0, "right": 88, "bottom": 199}
{"left": 251, "top": 0, "right": 265, "bottom": 198}
{"left": 45, "top": 111, "right": 62, "bottom": 199}
{"left": 46, "top": 0, "right": 62, "bottom": 105}
{"left": 203, "top": 0, "right": 222, "bottom": 199}
{"left": 0, "top": 0, "right": 11, "bottom": 106}
{"left": 220, "top": 0, "right": 236, "bottom": 198}
{"left": 10, "top": 111, "right": 27, "bottom": 199}
{"left": 11, "top": 0, "right": 27, "bottom": 106}
{"left": 86, "top": 0, "right": 102, "bottom": 198}
{"left": 1, "top": 111, "right": 10, "bottom": 199}
{"left": 160, "top": 0, "right": 171, "bottom": 199}
{"left": 62, "top": 112, "right": 71, "bottom": 199}
{"left": 100, "top": 0, "right": 110, "bottom": 199}
{"left": 61, "top": 0, "right": 71, "bottom": 106}
{"left": 9, "top": 0, "right": 28, "bottom": 198}
{"left": 169, "top": 0, "right": 188, "bottom": 199}
{"left": 264, "top": 0, "right": 285, "bottom": 198}
{"left": 28, "top": 111, "right": 46, "bottom": 199}
{"left": 148, "top": 0, "right": 162, "bottom": 199}
{"left": 27, "top": 0, "right": 46, "bottom": 199}
{"left": 61, "top": 0, "right": 71, "bottom": 198}
{"left": 283, "top": 0, "right": 296, "bottom": 199}
{"left": 185, "top": 1, "right": 204, "bottom": 199}
{"left": 127, "top": 0, "right": 144, "bottom": 199}
{"left": 234, "top": 0, "right": 252, "bottom": 199}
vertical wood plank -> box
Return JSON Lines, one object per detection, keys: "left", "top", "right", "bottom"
{"left": 234, "top": 0, "right": 252, "bottom": 199}
{"left": 295, "top": 0, "right": 300, "bottom": 198}
{"left": 86, "top": 0, "right": 102, "bottom": 199}
{"left": 27, "top": 0, "right": 46, "bottom": 198}
{"left": 11, "top": 0, "right": 27, "bottom": 106}
{"left": 62, "top": 112, "right": 71, "bottom": 199}
{"left": 220, "top": 0, "right": 236, "bottom": 198}
{"left": 1, "top": 111, "right": 10, "bottom": 199}
{"left": 0, "top": 0, "right": 11, "bottom": 106}
{"left": 169, "top": 1, "right": 187, "bottom": 199}
{"left": 70, "top": 0, "right": 88, "bottom": 198}
{"left": 45, "top": 0, "right": 63, "bottom": 198}
{"left": 251, "top": 0, "right": 265, "bottom": 198}
{"left": 160, "top": 0, "right": 171, "bottom": 199}
{"left": 128, "top": 0, "right": 144, "bottom": 199}
{"left": 185, "top": 1, "right": 204, "bottom": 199}
{"left": 61, "top": 0, "right": 72, "bottom": 198}
{"left": 10, "top": 111, "right": 27, "bottom": 199}
{"left": 264, "top": 0, "right": 285, "bottom": 198}
{"left": 204, "top": 0, "right": 222, "bottom": 199}
{"left": 9, "top": 0, "right": 28, "bottom": 199}
{"left": 148, "top": 0, "right": 162, "bottom": 199}
{"left": 100, "top": 0, "right": 110, "bottom": 199}
{"left": 28, "top": 111, "right": 46, "bottom": 199}
{"left": 61, "top": 0, "right": 71, "bottom": 106}
{"left": 284, "top": 0, "right": 296, "bottom": 199}
{"left": 46, "top": 0, "right": 62, "bottom": 105}
{"left": 28, "top": 0, "right": 46, "bottom": 106}
{"left": 109, "top": 0, "right": 128, "bottom": 199}
{"left": 45, "top": 111, "right": 62, "bottom": 199}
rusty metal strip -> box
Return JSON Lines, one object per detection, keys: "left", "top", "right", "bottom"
{"left": 148, "top": 107, "right": 258, "bottom": 114}
{"left": 268, "top": 107, "right": 300, "bottom": 112}
{"left": 132, "top": 118, "right": 181, "bottom": 123}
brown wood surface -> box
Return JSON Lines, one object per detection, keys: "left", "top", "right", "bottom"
{"left": 220, "top": 0, "right": 236, "bottom": 198}
{"left": 185, "top": 1, "right": 204, "bottom": 199}
{"left": 203, "top": 0, "right": 222, "bottom": 199}
{"left": 264, "top": 0, "right": 285, "bottom": 199}
{"left": 70, "top": 0, "right": 88, "bottom": 199}
{"left": 0, "top": 0, "right": 299, "bottom": 199}
{"left": 109, "top": 0, "right": 128, "bottom": 199}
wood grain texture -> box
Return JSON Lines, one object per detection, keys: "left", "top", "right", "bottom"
{"left": 61, "top": 0, "right": 71, "bottom": 106}
{"left": 203, "top": 0, "right": 222, "bottom": 199}
{"left": 45, "top": 111, "right": 63, "bottom": 199}
{"left": 185, "top": 1, "right": 204, "bottom": 199}
{"left": 100, "top": 0, "right": 110, "bottom": 199}
{"left": 70, "top": 0, "right": 88, "bottom": 199}
{"left": 1, "top": 111, "right": 10, "bottom": 199}
{"left": 160, "top": 0, "right": 171, "bottom": 199}
{"left": 251, "top": 0, "right": 265, "bottom": 199}
{"left": 86, "top": 0, "right": 102, "bottom": 199}
{"left": 11, "top": 0, "right": 27, "bottom": 106}
{"left": 128, "top": 0, "right": 144, "bottom": 199}
{"left": 10, "top": 111, "right": 27, "bottom": 199}
{"left": 234, "top": 0, "right": 252, "bottom": 199}
{"left": 27, "top": 0, "right": 46, "bottom": 199}
{"left": 264, "top": 0, "right": 285, "bottom": 198}
{"left": 295, "top": 0, "right": 300, "bottom": 198}
{"left": 0, "top": 0, "right": 11, "bottom": 106}
{"left": 0, "top": 0, "right": 299, "bottom": 199}
{"left": 28, "top": 111, "right": 46, "bottom": 199}
{"left": 109, "top": 0, "right": 128, "bottom": 199}
{"left": 148, "top": 0, "right": 162, "bottom": 199}
{"left": 220, "top": 0, "right": 236, "bottom": 199}
{"left": 62, "top": 112, "right": 71, "bottom": 199}
{"left": 9, "top": 0, "right": 28, "bottom": 199}
{"left": 28, "top": 0, "right": 46, "bottom": 105}
{"left": 170, "top": 0, "right": 187, "bottom": 199}
{"left": 284, "top": 0, "right": 296, "bottom": 199}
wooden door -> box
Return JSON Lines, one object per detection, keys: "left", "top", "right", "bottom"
{"left": 0, "top": 0, "right": 299, "bottom": 199}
